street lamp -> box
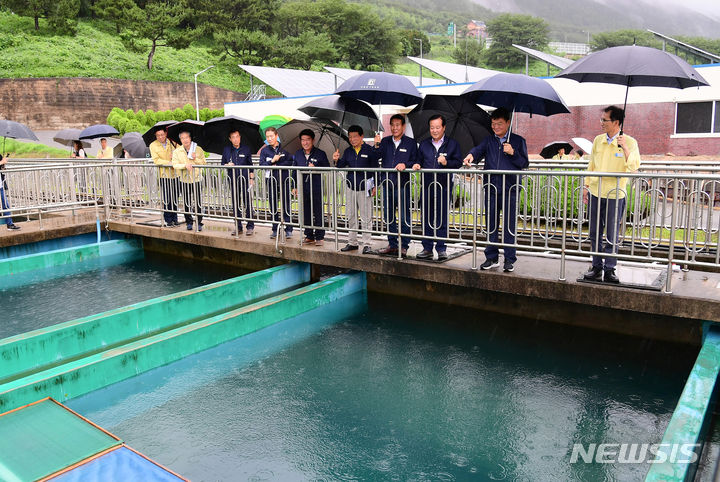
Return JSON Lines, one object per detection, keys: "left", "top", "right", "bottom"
{"left": 194, "top": 65, "right": 215, "bottom": 121}
{"left": 414, "top": 38, "right": 423, "bottom": 86}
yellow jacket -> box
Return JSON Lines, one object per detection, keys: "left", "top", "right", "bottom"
{"left": 98, "top": 147, "right": 114, "bottom": 159}
{"left": 172, "top": 144, "right": 206, "bottom": 183}
{"left": 552, "top": 153, "right": 570, "bottom": 160}
{"left": 150, "top": 139, "right": 177, "bottom": 179}
{"left": 585, "top": 133, "right": 640, "bottom": 199}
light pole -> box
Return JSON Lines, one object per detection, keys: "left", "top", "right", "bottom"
{"left": 194, "top": 65, "right": 215, "bottom": 121}
{"left": 414, "top": 38, "right": 423, "bottom": 86}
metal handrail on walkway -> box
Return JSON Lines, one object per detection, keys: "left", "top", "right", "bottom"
{"left": 3, "top": 162, "right": 719, "bottom": 292}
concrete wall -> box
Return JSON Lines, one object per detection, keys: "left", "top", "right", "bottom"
{"left": 512, "top": 102, "right": 720, "bottom": 157}
{"left": 0, "top": 78, "right": 247, "bottom": 130}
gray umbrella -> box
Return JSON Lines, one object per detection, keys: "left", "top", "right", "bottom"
{"left": 115, "top": 132, "right": 150, "bottom": 159}
{"left": 278, "top": 118, "right": 349, "bottom": 163}
{"left": 0, "top": 119, "right": 39, "bottom": 153}
{"left": 299, "top": 95, "right": 379, "bottom": 133}
{"left": 79, "top": 124, "right": 120, "bottom": 140}
{"left": 53, "top": 129, "right": 91, "bottom": 148}
{"left": 555, "top": 45, "right": 709, "bottom": 132}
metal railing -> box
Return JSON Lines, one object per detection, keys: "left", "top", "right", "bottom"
{"left": 3, "top": 161, "right": 719, "bottom": 293}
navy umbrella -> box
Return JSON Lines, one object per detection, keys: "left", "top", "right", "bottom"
{"left": 335, "top": 72, "right": 422, "bottom": 107}
{"left": 299, "top": 95, "right": 379, "bottom": 133}
{"left": 408, "top": 95, "right": 492, "bottom": 157}
{"left": 79, "top": 124, "right": 119, "bottom": 139}
{"left": 277, "top": 118, "right": 349, "bottom": 163}
{"left": 142, "top": 120, "right": 177, "bottom": 145}
{"left": 202, "top": 115, "right": 263, "bottom": 155}
{"left": 555, "top": 45, "right": 709, "bottom": 133}
{"left": 115, "top": 132, "right": 149, "bottom": 158}
{"left": 461, "top": 72, "right": 570, "bottom": 117}
{"left": 0, "top": 119, "right": 39, "bottom": 153}
{"left": 166, "top": 120, "right": 205, "bottom": 146}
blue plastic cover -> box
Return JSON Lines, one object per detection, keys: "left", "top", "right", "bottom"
{"left": 52, "top": 446, "right": 184, "bottom": 481}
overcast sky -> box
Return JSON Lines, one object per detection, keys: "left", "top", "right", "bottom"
{"left": 639, "top": 0, "right": 720, "bottom": 18}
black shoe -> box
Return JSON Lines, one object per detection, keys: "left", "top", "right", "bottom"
{"left": 245, "top": 228, "right": 254, "bottom": 236}
{"left": 416, "top": 249, "right": 433, "bottom": 260}
{"left": 503, "top": 260, "right": 514, "bottom": 272}
{"left": 400, "top": 248, "right": 408, "bottom": 257}
{"left": 7, "top": 224, "right": 20, "bottom": 230}
{"left": 480, "top": 258, "right": 499, "bottom": 270}
{"left": 198, "top": 223, "right": 204, "bottom": 232}
{"left": 378, "top": 246, "right": 398, "bottom": 255}
{"left": 341, "top": 244, "right": 358, "bottom": 252}
{"left": 436, "top": 251, "right": 448, "bottom": 261}
{"left": 285, "top": 230, "right": 293, "bottom": 238}
{"left": 186, "top": 224, "right": 193, "bottom": 231}
{"left": 604, "top": 269, "right": 620, "bottom": 284}
{"left": 583, "top": 266, "right": 603, "bottom": 281}
{"left": 362, "top": 246, "right": 372, "bottom": 254}
{"left": 270, "top": 232, "right": 277, "bottom": 239}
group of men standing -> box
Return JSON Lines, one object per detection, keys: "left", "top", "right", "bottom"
{"left": 147, "top": 104, "right": 639, "bottom": 282}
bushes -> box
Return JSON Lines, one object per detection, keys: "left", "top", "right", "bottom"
{"left": 106, "top": 104, "right": 224, "bottom": 134}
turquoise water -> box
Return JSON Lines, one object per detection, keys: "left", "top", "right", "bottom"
{"left": 0, "top": 252, "right": 246, "bottom": 339}
{"left": 68, "top": 293, "right": 696, "bottom": 481}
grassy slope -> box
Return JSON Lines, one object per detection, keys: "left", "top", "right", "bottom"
{"left": 0, "top": 12, "right": 250, "bottom": 93}
{"left": 0, "top": 137, "right": 80, "bottom": 158}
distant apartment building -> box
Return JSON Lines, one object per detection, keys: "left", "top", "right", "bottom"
{"left": 466, "top": 20, "right": 488, "bottom": 40}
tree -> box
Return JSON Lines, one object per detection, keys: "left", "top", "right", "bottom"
{"left": 120, "top": 0, "right": 194, "bottom": 70}
{"left": 399, "top": 29, "right": 431, "bottom": 57}
{"left": 213, "top": 28, "right": 277, "bottom": 65}
{"left": 452, "top": 37, "right": 485, "bottom": 69}
{"left": 194, "top": 0, "right": 280, "bottom": 35}
{"left": 485, "top": 14, "right": 549, "bottom": 69}
{"left": 273, "top": 32, "right": 337, "bottom": 70}
{"left": 94, "top": 0, "right": 137, "bottom": 33}
{"left": 1, "top": 0, "right": 78, "bottom": 33}
{"left": 590, "top": 30, "right": 661, "bottom": 51}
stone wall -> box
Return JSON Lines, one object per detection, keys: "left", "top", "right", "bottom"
{"left": 0, "top": 78, "right": 247, "bottom": 130}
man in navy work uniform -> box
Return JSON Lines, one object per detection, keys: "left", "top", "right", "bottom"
{"left": 373, "top": 114, "right": 417, "bottom": 257}
{"left": 221, "top": 129, "right": 255, "bottom": 236}
{"left": 463, "top": 107, "right": 529, "bottom": 273}
{"left": 333, "top": 125, "right": 379, "bottom": 254}
{"left": 291, "top": 129, "right": 330, "bottom": 246}
{"left": 413, "top": 114, "right": 462, "bottom": 261}
{"left": 259, "top": 126, "right": 293, "bottom": 239}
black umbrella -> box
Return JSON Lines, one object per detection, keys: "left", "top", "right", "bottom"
{"left": 202, "top": 115, "right": 263, "bottom": 155}
{"left": 166, "top": 120, "right": 205, "bottom": 145}
{"left": 408, "top": 95, "right": 492, "bottom": 157}
{"left": 299, "top": 95, "right": 379, "bottom": 133}
{"left": 277, "top": 118, "right": 349, "bottom": 162}
{"left": 79, "top": 124, "right": 120, "bottom": 139}
{"left": 53, "top": 129, "right": 91, "bottom": 148}
{"left": 555, "top": 45, "right": 710, "bottom": 133}
{"left": 115, "top": 132, "right": 149, "bottom": 158}
{"left": 0, "top": 119, "right": 39, "bottom": 153}
{"left": 539, "top": 141, "right": 573, "bottom": 159}
{"left": 335, "top": 72, "right": 422, "bottom": 107}
{"left": 461, "top": 72, "right": 570, "bottom": 117}
{"left": 142, "top": 120, "right": 177, "bottom": 145}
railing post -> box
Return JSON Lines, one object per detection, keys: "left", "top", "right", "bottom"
{"left": 665, "top": 177, "right": 679, "bottom": 294}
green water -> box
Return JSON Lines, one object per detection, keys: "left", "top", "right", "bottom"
{"left": 0, "top": 252, "right": 246, "bottom": 340}
{"left": 68, "top": 294, "right": 696, "bottom": 481}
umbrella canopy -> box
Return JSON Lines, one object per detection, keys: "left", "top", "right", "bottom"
{"left": 555, "top": 45, "right": 709, "bottom": 132}
{"left": 259, "top": 115, "right": 292, "bottom": 141}
{"left": 335, "top": 72, "right": 422, "bottom": 107}
{"left": 555, "top": 45, "right": 709, "bottom": 89}
{"left": 572, "top": 137, "right": 593, "bottom": 155}
{"left": 203, "top": 115, "right": 263, "bottom": 155}
{"left": 277, "top": 118, "right": 349, "bottom": 163}
{"left": 53, "top": 129, "right": 91, "bottom": 148}
{"left": 539, "top": 141, "right": 574, "bottom": 159}
{"left": 408, "top": 95, "right": 492, "bottom": 157}
{"left": 299, "top": 95, "right": 379, "bottom": 133}
{"left": 142, "top": 120, "right": 177, "bottom": 145}
{"left": 461, "top": 72, "right": 570, "bottom": 117}
{"left": 79, "top": 124, "right": 120, "bottom": 139}
{"left": 166, "top": 120, "right": 205, "bottom": 145}
{"left": 0, "top": 120, "right": 39, "bottom": 142}
{"left": 115, "top": 132, "right": 149, "bottom": 159}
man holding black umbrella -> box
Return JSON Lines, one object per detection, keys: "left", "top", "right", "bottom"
{"left": 222, "top": 130, "right": 255, "bottom": 236}
{"left": 463, "top": 107, "right": 529, "bottom": 272}
{"left": 582, "top": 105, "right": 640, "bottom": 284}
{"left": 291, "top": 129, "right": 330, "bottom": 246}
{"left": 374, "top": 114, "right": 417, "bottom": 257}
{"left": 149, "top": 128, "right": 179, "bottom": 227}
